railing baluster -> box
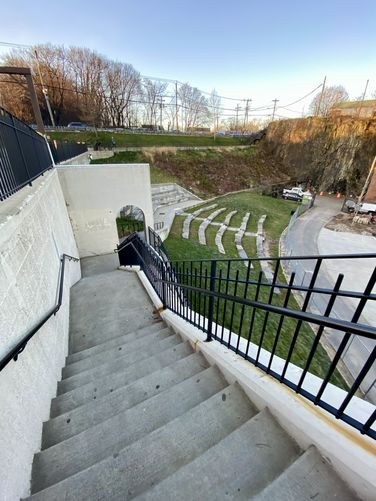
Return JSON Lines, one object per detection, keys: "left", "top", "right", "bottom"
{"left": 236, "top": 259, "right": 252, "bottom": 353}
{"left": 228, "top": 269, "right": 240, "bottom": 349}
{"left": 221, "top": 261, "right": 232, "bottom": 342}
{"left": 256, "top": 260, "right": 280, "bottom": 365}
{"left": 267, "top": 272, "right": 296, "bottom": 373}
{"left": 336, "top": 346, "right": 376, "bottom": 418}
{"left": 296, "top": 273, "right": 343, "bottom": 391}
{"left": 245, "top": 270, "right": 263, "bottom": 359}
{"left": 281, "top": 258, "right": 323, "bottom": 382}
{"left": 315, "top": 265, "right": 376, "bottom": 405}
{"left": 206, "top": 260, "right": 217, "bottom": 342}
{"left": 215, "top": 268, "right": 223, "bottom": 339}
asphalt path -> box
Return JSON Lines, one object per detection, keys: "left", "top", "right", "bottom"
{"left": 281, "top": 196, "right": 376, "bottom": 403}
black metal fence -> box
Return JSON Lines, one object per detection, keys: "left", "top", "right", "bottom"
{"left": 0, "top": 107, "right": 53, "bottom": 201}
{"left": 117, "top": 233, "right": 376, "bottom": 440}
{"left": 49, "top": 140, "right": 88, "bottom": 164}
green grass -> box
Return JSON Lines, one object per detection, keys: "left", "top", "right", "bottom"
{"left": 164, "top": 192, "right": 347, "bottom": 390}
{"left": 48, "top": 130, "right": 242, "bottom": 148}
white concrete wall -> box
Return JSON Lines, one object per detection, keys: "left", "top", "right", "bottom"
{"left": 0, "top": 170, "right": 80, "bottom": 500}
{"left": 58, "top": 163, "right": 154, "bottom": 257}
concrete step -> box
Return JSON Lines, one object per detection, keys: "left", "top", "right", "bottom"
{"left": 43, "top": 352, "right": 211, "bottom": 450}
{"left": 65, "top": 320, "right": 165, "bottom": 364}
{"left": 27, "top": 383, "right": 256, "bottom": 500}
{"left": 135, "top": 408, "right": 300, "bottom": 501}
{"left": 57, "top": 334, "right": 182, "bottom": 395}
{"left": 68, "top": 271, "right": 158, "bottom": 354}
{"left": 70, "top": 304, "right": 159, "bottom": 353}
{"left": 252, "top": 446, "right": 358, "bottom": 501}
{"left": 62, "top": 327, "right": 173, "bottom": 378}
{"left": 32, "top": 365, "right": 226, "bottom": 492}
{"left": 50, "top": 341, "right": 193, "bottom": 417}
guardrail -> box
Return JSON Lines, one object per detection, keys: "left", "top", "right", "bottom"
{"left": 117, "top": 233, "right": 376, "bottom": 439}
{"left": 0, "top": 106, "right": 53, "bottom": 201}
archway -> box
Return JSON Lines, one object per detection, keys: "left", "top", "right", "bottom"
{"left": 117, "top": 204, "right": 146, "bottom": 243}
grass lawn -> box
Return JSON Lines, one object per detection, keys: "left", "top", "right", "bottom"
{"left": 48, "top": 130, "right": 242, "bottom": 148}
{"left": 164, "top": 193, "right": 347, "bottom": 390}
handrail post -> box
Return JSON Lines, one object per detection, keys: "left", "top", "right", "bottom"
{"left": 206, "top": 260, "right": 217, "bottom": 342}
{"left": 161, "top": 264, "right": 167, "bottom": 309}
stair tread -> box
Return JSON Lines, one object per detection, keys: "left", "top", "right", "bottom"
{"left": 66, "top": 321, "right": 165, "bottom": 364}
{"left": 252, "top": 446, "right": 358, "bottom": 501}
{"left": 43, "top": 352, "right": 210, "bottom": 449}
{"left": 70, "top": 304, "right": 158, "bottom": 353}
{"left": 57, "top": 334, "right": 182, "bottom": 395}
{"left": 50, "top": 341, "right": 194, "bottom": 417}
{"left": 135, "top": 408, "right": 300, "bottom": 501}
{"left": 27, "top": 382, "right": 256, "bottom": 500}
{"left": 62, "top": 327, "right": 172, "bottom": 378}
{"left": 33, "top": 364, "right": 226, "bottom": 492}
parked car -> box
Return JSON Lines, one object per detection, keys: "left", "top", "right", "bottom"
{"left": 67, "top": 122, "right": 88, "bottom": 129}
{"left": 283, "top": 186, "right": 312, "bottom": 199}
{"left": 282, "top": 192, "right": 302, "bottom": 202}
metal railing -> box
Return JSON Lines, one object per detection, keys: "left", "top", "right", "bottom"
{"left": 0, "top": 106, "right": 53, "bottom": 201}
{"left": 49, "top": 140, "right": 88, "bottom": 164}
{"left": 117, "top": 233, "right": 376, "bottom": 439}
{"left": 0, "top": 254, "right": 79, "bottom": 372}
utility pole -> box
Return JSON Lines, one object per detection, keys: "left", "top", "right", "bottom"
{"left": 244, "top": 99, "right": 251, "bottom": 128}
{"left": 357, "top": 79, "right": 369, "bottom": 118}
{"left": 271, "top": 99, "right": 279, "bottom": 121}
{"left": 159, "top": 97, "right": 164, "bottom": 129}
{"left": 352, "top": 155, "right": 376, "bottom": 223}
{"left": 34, "top": 50, "right": 55, "bottom": 127}
{"left": 316, "top": 76, "right": 327, "bottom": 117}
{"left": 235, "top": 104, "right": 241, "bottom": 130}
{"left": 175, "top": 81, "right": 179, "bottom": 131}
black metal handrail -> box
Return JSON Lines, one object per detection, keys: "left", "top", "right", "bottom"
{"left": 0, "top": 253, "right": 79, "bottom": 372}
{"left": 117, "top": 233, "right": 376, "bottom": 439}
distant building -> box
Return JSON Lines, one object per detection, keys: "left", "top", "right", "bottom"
{"left": 329, "top": 99, "right": 376, "bottom": 119}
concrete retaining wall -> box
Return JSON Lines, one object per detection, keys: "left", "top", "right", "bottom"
{"left": 58, "top": 163, "right": 154, "bottom": 257}
{"left": 0, "top": 170, "right": 80, "bottom": 500}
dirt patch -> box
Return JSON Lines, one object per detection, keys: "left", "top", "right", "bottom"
{"left": 325, "top": 212, "right": 376, "bottom": 236}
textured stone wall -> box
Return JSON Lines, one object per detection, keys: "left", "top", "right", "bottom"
{"left": 0, "top": 170, "right": 80, "bottom": 500}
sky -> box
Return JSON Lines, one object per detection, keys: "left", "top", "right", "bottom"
{"left": 1, "top": 0, "right": 376, "bottom": 119}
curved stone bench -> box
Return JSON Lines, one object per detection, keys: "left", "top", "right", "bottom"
{"left": 215, "top": 211, "right": 238, "bottom": 254}
{"left": 182, "top": 204, "right": 217, "bottom": 239}
{"left": 234, "top": 213, "right": 252, "bottom": 267}
{"left": 198, "top": 208, "right": 227, "bottom": 245}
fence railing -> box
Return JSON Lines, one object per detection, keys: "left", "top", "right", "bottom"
{"left": 117, "top": 233, "right": 376, "bottom": 440}
{"left": 49, "top": 140, "right": 88, "bottom": 164}
{"left": 0, "top": 106, "right": 53, "bottom": 201}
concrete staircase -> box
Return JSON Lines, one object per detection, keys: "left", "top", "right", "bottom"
{"left": 25, "top": 264, "right": 358, "bottom": 500}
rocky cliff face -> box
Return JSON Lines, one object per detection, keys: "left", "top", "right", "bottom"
{"left": 260, "top": 117, "right": 376, "bottom": 195}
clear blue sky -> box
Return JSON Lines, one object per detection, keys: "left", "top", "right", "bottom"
{"left": 1, "top": 0, "right": 375, "bottom": 117}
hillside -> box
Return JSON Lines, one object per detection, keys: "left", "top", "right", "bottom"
{"left": 259, "top": 117, "right": 376, "bottom": 195}
{"left": 91, "top": 148, "right": 291, "bottom": 197}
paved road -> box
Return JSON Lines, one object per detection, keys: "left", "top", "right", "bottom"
{"left": 282, "top": 196, "right": 376, "bottom": 403}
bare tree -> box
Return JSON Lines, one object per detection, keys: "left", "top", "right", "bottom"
{"left": 141, "top": 78, "right": 167, "bottom": 126}
{"left": 208, "top": 89, "right": 221, "bottom": 131}
{"left": 178, "top": 83, "right": 209, "bottom": 130}
{"left": 103, "top": 61, "right": 140, "bottom": 127}
{"left": 309, "top": 85, "right": 349, "bottom": 116}
{"left": 67, "top": 47, "right": 107, "bottom": 126}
